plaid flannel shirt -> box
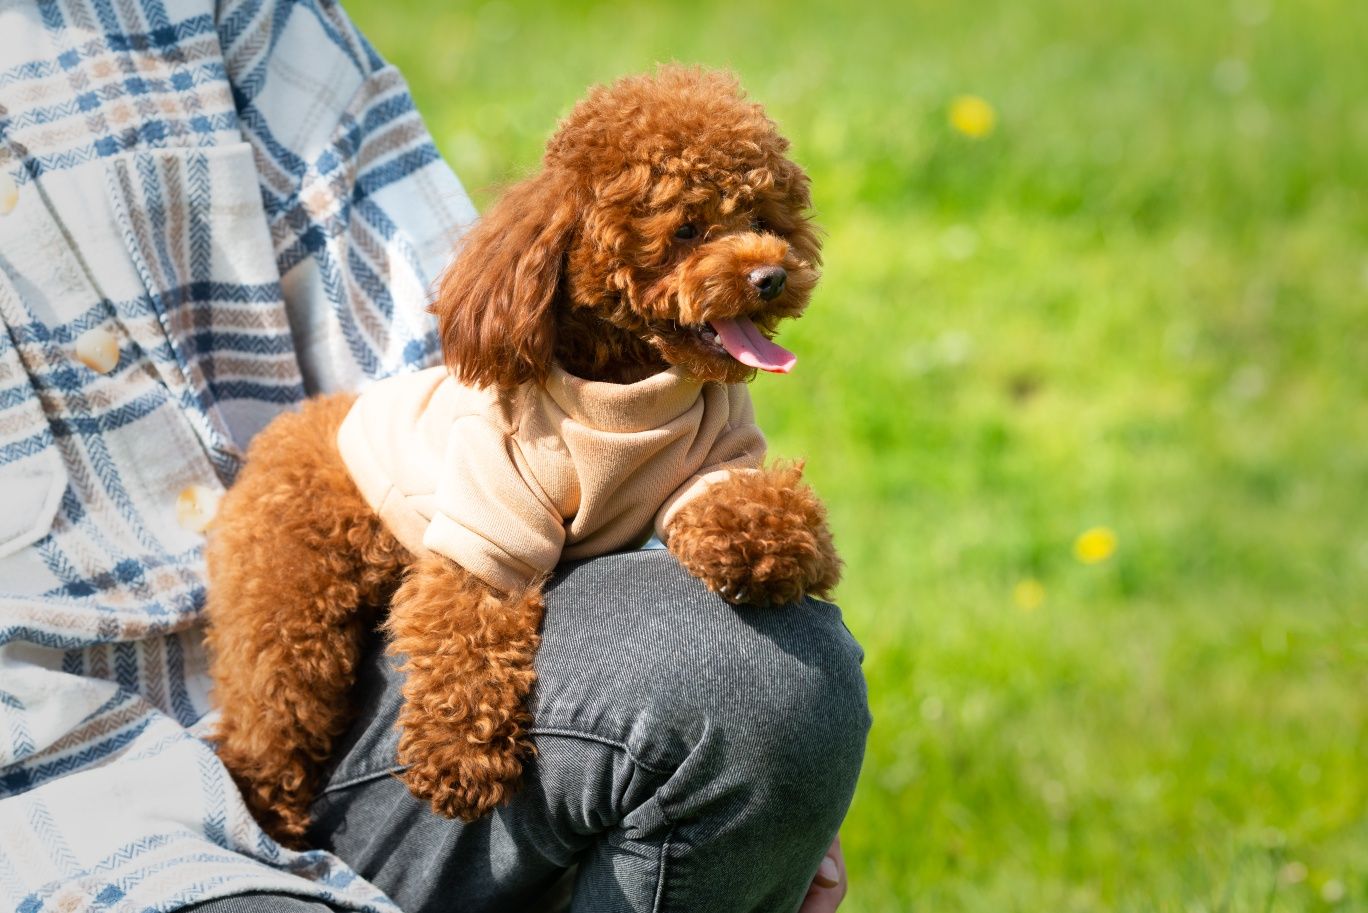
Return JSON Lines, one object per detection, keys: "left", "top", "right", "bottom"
{"left": 0, "top": 1, "right": 476, "bottom": 909}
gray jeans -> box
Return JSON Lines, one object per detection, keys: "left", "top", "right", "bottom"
{"left": 191, "top": 551, "right": 870, "bottom": 913}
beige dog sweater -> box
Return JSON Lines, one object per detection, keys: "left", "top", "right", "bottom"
{"left": 336, "top": 365, "right": 765, "bottom": 593}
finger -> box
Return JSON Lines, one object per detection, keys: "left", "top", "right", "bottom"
{"left": 828, "top": 835, "right": 847, "bottom": 881}
{"left": 813, "top": 854, "right": 840, "bottom": 889}
{"left": 800, "top": 879, "right": 845, "bottom": 913}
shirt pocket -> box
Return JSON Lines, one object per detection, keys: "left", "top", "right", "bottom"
{"left": 103, "top": 143, "right": 302, "bottom": 478}
{"left": 0, "top": 324, "right": 68, "bottom": 558}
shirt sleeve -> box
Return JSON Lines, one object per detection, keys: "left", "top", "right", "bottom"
{"left": 216, "top": 0, "right": 477, "bottom": 393}
{"left": 654, "top": 385, "right": 767, "bottom": 541}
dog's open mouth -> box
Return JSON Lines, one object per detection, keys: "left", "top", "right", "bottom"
{"left": 681, "top": 316, "right": 796, "bottom": 374}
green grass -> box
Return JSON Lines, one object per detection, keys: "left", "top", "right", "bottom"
{"left": 343, "top": 0, "right": 1368, "bottom": 909}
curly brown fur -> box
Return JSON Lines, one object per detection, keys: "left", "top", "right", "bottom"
{"left": 385, "top": 557, "right": 544, "bottom": 820}
{"left": 433, "top": 65, "right": 821, "bottom": 389}
{"left": 667, "top": 462, "right": 842, "bottom": 607}
{"left": 208, "top": 66, "right": 841, "bottom": 842}
{"left": 204, "top": 394, "right": 410, "bottom": 845}
{"left": 207, "top": 395, "right": 545, "bottom": 842}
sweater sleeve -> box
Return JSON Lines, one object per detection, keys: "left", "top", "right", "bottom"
{"left": 423, "top": 415, "right": 567, "bottom": 593}
{"left": 654, "top": 385, "right": 767, "bottom": 542}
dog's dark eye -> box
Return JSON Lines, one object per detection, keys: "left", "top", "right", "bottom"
{"left": 750, "top": 218, "right": 767, "bottom": 233}
{"left": 674, "top": 223, "right": 699, "bottom": 241}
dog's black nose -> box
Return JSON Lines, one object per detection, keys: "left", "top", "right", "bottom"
{"left": 748, "top": 266, "right": 787, "bottom": 300}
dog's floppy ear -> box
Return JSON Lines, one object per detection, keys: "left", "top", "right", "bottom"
{"left": 432, "top": 168, "right": 580, "bottom": 390}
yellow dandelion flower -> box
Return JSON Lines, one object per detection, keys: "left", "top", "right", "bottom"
{"left": 1074, "top": 526, "right": 1118, "bottom": 564}
{"left": 949, "top": 95, "right": 996, "bottom": 139}
{"left": 1013, "top": 578, "right": 1046, "bottom": 611}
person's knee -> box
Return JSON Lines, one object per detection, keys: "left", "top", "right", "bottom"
{"left": 535, "top": 550, "right": 870, "bottom": 828}
{"left": 182, "top": 894, "right": 342, "bottom": 913}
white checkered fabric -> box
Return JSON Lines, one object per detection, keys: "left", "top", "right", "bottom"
{"left": 0, "top": 1, "right": 476, "bottom": 909}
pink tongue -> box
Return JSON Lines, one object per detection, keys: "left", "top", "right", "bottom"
{"left": 708, "top": 317, "right": 797, "bottom": 374}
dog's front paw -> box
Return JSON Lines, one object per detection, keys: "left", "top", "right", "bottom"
{"left": 396, "top": 716, "right": 531, "bottom": 821}
{"left": 386, "top": 558, "right": 544, "bottom": 821}
{"left": 667, "top": 463, "right": 842, "bottom": 606}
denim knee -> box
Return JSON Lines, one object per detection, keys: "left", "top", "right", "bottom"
{"left": 310, "top": 549, "right": 870, "bottom": 913}
{"left": 529, "top": 550, "right": 869, "bottom": 911}
{"left": 538, "top": 551, "right": 868, "bottom": 766}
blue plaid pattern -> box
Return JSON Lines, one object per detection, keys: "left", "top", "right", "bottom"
{"left": 0, "top": 1, "right": 476, "bottom": 909}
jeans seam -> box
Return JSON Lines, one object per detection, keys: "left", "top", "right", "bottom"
{"left": 320, "top": 763, "right": 406, "bottom": 795}
{"left": 320, "top": 727, "right": 673, "bottom": 795}
{"left": 651, "top": 827, "right": 675, "bottom": 913}
{"left": 530, "top": 726, "right": 672, "bottom": 775}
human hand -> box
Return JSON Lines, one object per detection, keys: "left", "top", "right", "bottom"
{"left": 800, "top": 836, "right": 847, "bottom": 913}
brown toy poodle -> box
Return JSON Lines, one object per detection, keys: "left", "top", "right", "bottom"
{"left": 204, "top": 65, "right": 842, "bottom": 846}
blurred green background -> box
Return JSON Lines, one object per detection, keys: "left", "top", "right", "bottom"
{"left": 345, "top": 0, "right": 1367, "bottom": 909}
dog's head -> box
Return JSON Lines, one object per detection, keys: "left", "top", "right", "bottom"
{"left": 433, "top": 66, "right": 822, "bottom": 388}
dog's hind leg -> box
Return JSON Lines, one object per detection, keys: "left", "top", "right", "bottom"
{"left": 385, "top": 556, "right": 544, "bottom": 821}
{"left": 204, "top": 394, "right": 409, "bottom": 846}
